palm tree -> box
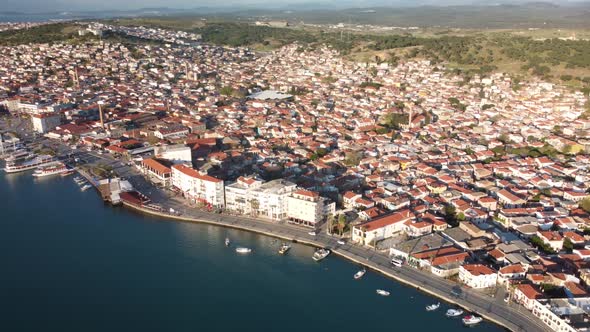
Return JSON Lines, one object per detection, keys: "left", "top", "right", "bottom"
{"left": 337, "top": 214, "right": 347, "bottom": 236}
{"left": 326, "top": 214, "right": 334, "bottom": 235}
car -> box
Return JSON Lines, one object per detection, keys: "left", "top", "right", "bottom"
{"left": 337, "top": 239, "right": 346, "bottom": 245}
{"left": 308, "top": 231, "right": 317, "bottom": 236}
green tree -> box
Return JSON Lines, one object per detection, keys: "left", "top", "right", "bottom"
{"left": 580, "top": 198, "right": 590, "bottom": 213}
{"left": 337, "top": 214, "right": 347, "bottom": 236}
{"left": 563, "top": 237, "right": 574, "bottom": 253}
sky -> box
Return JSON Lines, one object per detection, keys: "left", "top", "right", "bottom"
{"left": 0, "top": 0, "right": 581, "bottom": 13}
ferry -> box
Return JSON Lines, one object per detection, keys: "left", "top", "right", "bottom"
{"left": 33, "top": 162, "right": 70, "bottom": 177}
{"left": 4, "top": 155, "right": 55, "bottom": 173}
{"left": 235, "top": 247, "right": 252, "bottom": 254}
{"left": 353, "top": 268, "right": 366, "bottom": 280}
{"left": 462, "top": 315, "right": 483, "bottom": 326}
{"left": 312, "top": 248, "right": 330, "bottom": 262}
{"left": 376, "top": 289, "right": 390, "bottom": 296}
{"left": 445, "top": 309, "right": 463, "bottom": 317}
{"left": 426, "top": 302, "right": 440, "bottom": 311}
{"left": 278, "top": 243, "right": 291, "bottom": 255}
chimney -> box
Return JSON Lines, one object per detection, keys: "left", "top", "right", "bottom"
{"left": 98, "top": 100, "right": 105, "bottom": 129}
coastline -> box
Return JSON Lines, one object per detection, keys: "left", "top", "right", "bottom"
{"left": 121, "top": 200, "right": 548, "bottom": 332}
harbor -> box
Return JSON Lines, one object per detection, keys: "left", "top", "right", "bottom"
{"left": 0, "top": 141, "right": 548, "bottom": 332}
{"left": 0, "top": 171, "right": 505, "bottom": 332}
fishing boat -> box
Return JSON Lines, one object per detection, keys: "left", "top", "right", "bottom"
{"left": 445, "top": 309, "right": 463, "bottom": 317}
{"left": 225, "top": 238, "right": 230, "bottom": 247}
{"left": 33, "top": 162, "right": 69, "bottom": 177}
{"left": 353, "top": 268, "right": 366, "bottom": 280}
{"left": 312, "top": 248, "right": 330, "bottom": 262}
{"left": 235, "top": 247, "right": 252, "bottom": 254}
{"left": 376, "top": 289, "right": 390, "bottom": 296}
{"left": 462, "top": 315, "right": 483, "bottom": 326}
{"left": 278, "top": 243, "right": 291, "bottom": 255}
{"left": 80, "top": 184, "right": 92, "bottom": 191}
{"left": 426, "top": 303, "right": 440, "bottom": 311}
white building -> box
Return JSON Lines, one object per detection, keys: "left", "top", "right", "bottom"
{"left": 286, "top": 189, "right": 335, "bottom": 227}
{"left": 171, "top": 164, "right": 224, "bottom": 208}
{"left": 154, "top": 144, "right": 192, "bottom": 164}
{"left": 224, "top": 176, "right": 296, "bottom": 220}
{"left": 459, "top": 264, "right": 497, "bottom": 289}
{"left": 352, "top": 209, "right": 414, "bottom": 246}
{"left": 31, "top": 113, "right": 62, "bottom": 133}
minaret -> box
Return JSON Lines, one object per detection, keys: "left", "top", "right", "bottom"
{"left": 98, "top": 100, "right": 105, "bottom": 129}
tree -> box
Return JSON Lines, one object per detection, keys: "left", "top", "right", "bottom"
{"left": 337, "top": 214, "right": 347, "bottom": 236}
{"left": 457, "top": 212, "right": 466, "bottom": 222}
{"left": 580, "top": 198, "right": 590, "bottom": 213}
{"left": 327, "top": 214, "right": 335, "bottom": 234}
{"left": 563, "top": 237, "right": 574, "bottom": 253}
{"left": 220, "top": 86, "right": 234, "bottom": 96}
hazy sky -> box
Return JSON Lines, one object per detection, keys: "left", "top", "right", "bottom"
{"left": 1, "top": 0, "right": 581, "bottom": 13}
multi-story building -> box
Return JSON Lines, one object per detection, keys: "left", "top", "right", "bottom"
{"left": 286, "top": 189, "right": 335, "bottom": 228}
{"left": 225, "top": 176, "right": 296, "bottom": 220}
{"left": 31, "top": 113, "right": 62, "bottom": 133}
{"left": 171, "top": 164, "right": 224, "bottom": 208}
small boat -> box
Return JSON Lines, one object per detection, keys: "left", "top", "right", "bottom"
{"left": 278, "top": 243, "right": 291, "bottom": 255}
{"left": 225, "top": 238, "right": 230, "bottom": 247}
{"left": 376, "top": 289, "right": 390, "bottom": 296}
{"left": 445, "top": 309, "right": 463, "bottom": 317}
{"left": 426, "top": 302, "right": 440, "bottom": 311}
{"left": 354, "top": 268, "right": 366, "bottom": 280}
{"left": 235, "top": 247, "right": 252, "bottom": 254}
{"left": 312, "top": 248, "right": 330, "bottom": 262}
{"left": 462, "top": 315, "right": 483, "bottom": 326}
{"left": 80, "top": 184, "right": 92, "bottom": 191}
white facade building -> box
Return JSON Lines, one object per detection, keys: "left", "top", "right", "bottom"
{"left": 459, "top": 264, "right": 497, "bottom": 289}
{"left": 286, "top": 189, "right": 335, "bottom": 227}
{"left": 154, "top": 144, "right": 192, "bottom": 164}
{"left": 224, "top": 176, "right": 296, "bottom": 220}
{"left": 31, "top": 113, "right": 62, "bottom": 133}
{"left": 171, "top": 164, "right": 224, "bottom": 208}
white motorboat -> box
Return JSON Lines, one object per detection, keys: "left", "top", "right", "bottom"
{"left": 462, "top": 315, "right": 483, "bottom": 326}
{"left": 312, "top": 248, "right": 330, "bottom": 262}
{"left": 235, "top": 247, "right": 252, "bottom": 254}
{"left": 80, "top": 184, "right": 92, "bottom": 191}
{"left": 376, "top": 289, "right": 390, "bottom": 296}
{"left": 225, "top": 238, "right": 230, "bottom": 247}
{"left": 278, "top": 243, "right": 291, "bottom": 255}
{"left": 426, "top": 302, "right": 440, "bottom": 311}
{"left": 445, "top": 309, "right": 464, "bottom": 317}
{"left": 354, "top": 268, "right": 366, "bottom": 280}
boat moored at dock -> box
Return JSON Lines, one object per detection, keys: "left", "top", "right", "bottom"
{"left": 33, "top": 162, "right": 70, "bottom": 177}
{"left": 462, "top": 315, "right": 483, "bottom": 326}
{"left": 4, "top": 154, "right": 56, "bottom": 173}
{"left": 426, "top": 302, "right": 440, "bottom": 311}
{"left": 445, "top": 309, "right": 463, "bottom": 317}
{"left": 312, "top": 248, "right": 330, "bottom": 262}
